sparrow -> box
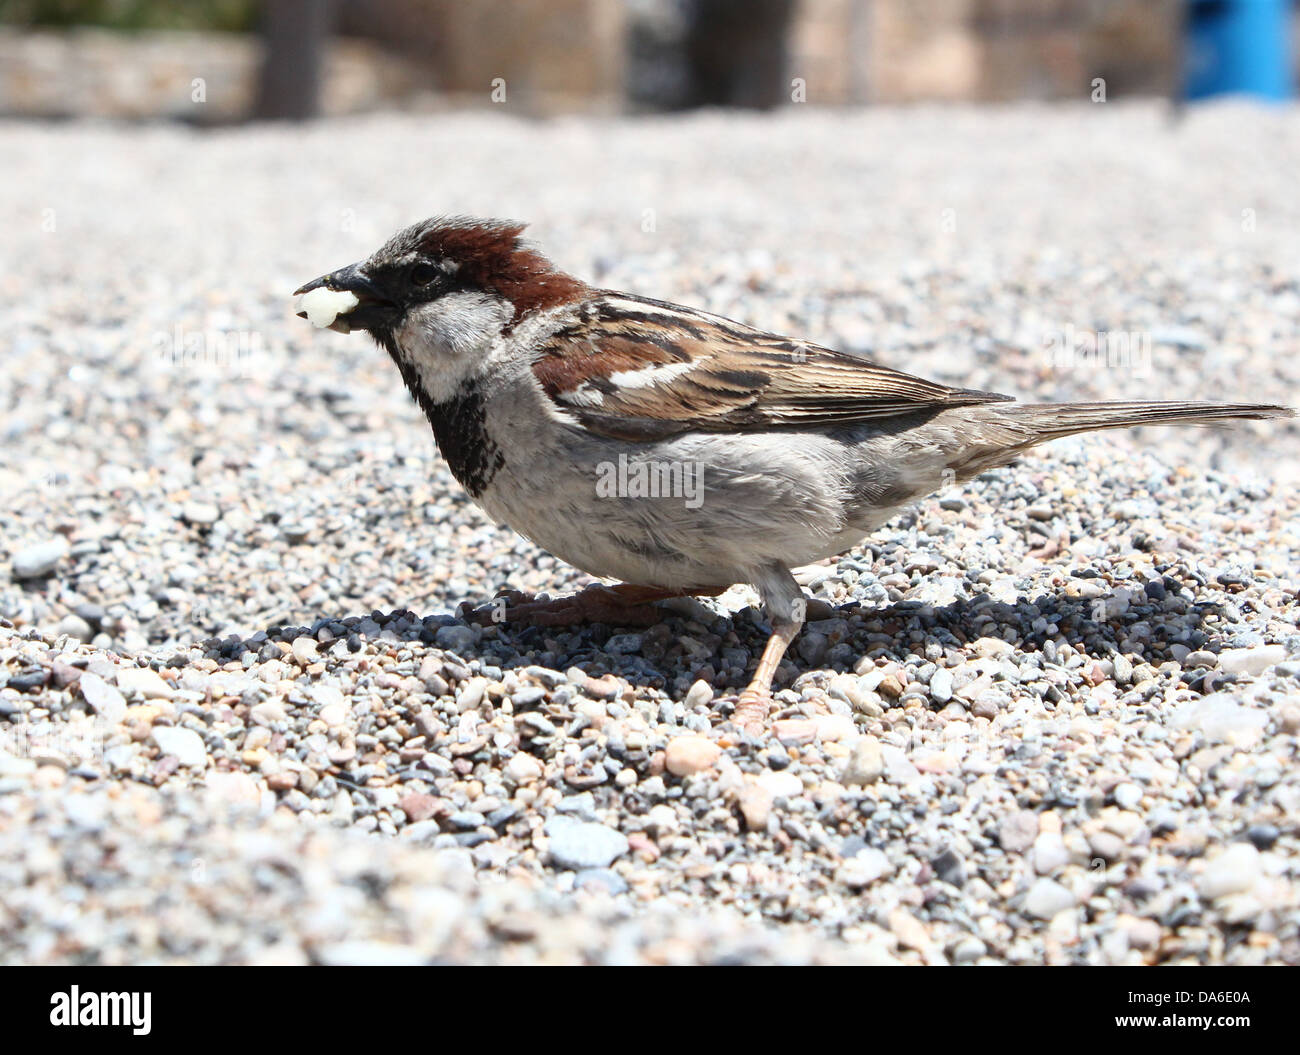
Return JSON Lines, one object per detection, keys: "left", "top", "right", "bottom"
{"left": 295, "top": 216, "right": 1291, "bottom": 733}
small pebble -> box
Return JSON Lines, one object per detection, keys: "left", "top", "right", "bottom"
{"left": 11, "top": 537, "right": 68, "bottom": 579}
{"left": 543, "top": 816, "right": 629, "bottom": 870}
{"left": 1024, "top": 878, "right": 1076, "bottom": 920}
{"left": 151, "top": 727, "right": 207, "bottom": 768}
{"left": 664, "top": 736, "right": 722, "bottom": 776}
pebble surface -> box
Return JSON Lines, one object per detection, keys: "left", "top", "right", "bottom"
{"left": 1, "top": 103, "right": 1298, "bottom": 964}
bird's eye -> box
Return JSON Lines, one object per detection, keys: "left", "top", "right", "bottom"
{"left": 410, "top": 263, "right": 441, "bottom": 288}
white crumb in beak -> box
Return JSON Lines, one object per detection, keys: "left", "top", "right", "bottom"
{"left": 297, "top": 287, "right": 360, "bottom": 328}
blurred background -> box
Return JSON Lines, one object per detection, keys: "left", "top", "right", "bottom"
{"left": 0, "top": 0, "right": 1295, "bottom": 121}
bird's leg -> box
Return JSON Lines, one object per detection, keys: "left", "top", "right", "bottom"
{"left": 467, "top": 582, "right": 728, "bottom": 628}
{"left": 731, "top": 619, "right": 801, "bottom": 734}
{"left": 730, "top": 565, "right": 807, "bottom": 735}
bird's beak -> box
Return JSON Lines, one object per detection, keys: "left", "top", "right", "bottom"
{"left": 294, "top": 263, "right": 394, "bottom": 334}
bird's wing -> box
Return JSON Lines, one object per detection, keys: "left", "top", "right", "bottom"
{"left": 531, "top": 292, "right": 1011, "bottom": 441}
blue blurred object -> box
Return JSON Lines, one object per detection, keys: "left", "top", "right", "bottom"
{"left": 1185, "top": 0, "right": 1293, "bottom": 100}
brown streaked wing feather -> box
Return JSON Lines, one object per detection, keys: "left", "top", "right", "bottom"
{"left": 532, "top": 293, "right": 1011, "bottom": 441}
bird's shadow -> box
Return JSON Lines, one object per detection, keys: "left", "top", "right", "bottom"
{"left": 197, "top": 580, "right": 1227, "bottom": 701}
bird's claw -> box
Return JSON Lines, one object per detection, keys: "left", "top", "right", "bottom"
{"left": 728, "top": 687, "right": 774, "bottom": 736}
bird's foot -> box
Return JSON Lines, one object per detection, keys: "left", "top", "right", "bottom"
{"left": 729, "top": 687, "right": 775, "bottom": 737}
{"left": 722, "top": 610, "right": 801, "bottom": 737}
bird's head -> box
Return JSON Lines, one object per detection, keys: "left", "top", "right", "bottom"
{"left": 294, "top": 216, "right": 587, "bottom": 403}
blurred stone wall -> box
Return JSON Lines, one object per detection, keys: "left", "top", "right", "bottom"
{"left": 340, "top": 0, "right": 626, "bottom": 111}
{"left": 0, "top": 0, "right": 1187, "bottom": 120}
{"left": 791, "top": 0, "right": 1182, "bottom": 104}
{"left": 0, "top": 27, "right": 420, "bottom": 120}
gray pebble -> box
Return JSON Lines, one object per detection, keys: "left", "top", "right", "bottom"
{"left": 543, "top": 816, "right": 629, "bottom": 870}
{"left": 556, "top": 793, "right": 597, "bottom": 820}
{"left": 574, "top": 868, "right": 628, "bottom": 895}
{"left": 511, "top": 686, "right": 547, "bottom": 708}
{"left": 1000, "top": 811, "right": 1039, "bottom": 854}
{"left": 797, "top": 632, "right": 829, "bottom": 665}
{"left": 435, "top": 625, "right": 476, "bottom": 652}
{"left": 604, "top": 633, "right": 644, "bottom": 655}
{"left": 12, "top": 537, "right": 68, "bottom": 579}
{"left": 55, "top": 615, "right": 94, "bottom": 643}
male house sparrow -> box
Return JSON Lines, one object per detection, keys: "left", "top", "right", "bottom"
{"left": 296, "top": 217, "right": 1290, "bottom": 731}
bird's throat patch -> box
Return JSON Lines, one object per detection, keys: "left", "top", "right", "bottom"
{"left": 380, "top": 334, "right": 504, "bottom": 498}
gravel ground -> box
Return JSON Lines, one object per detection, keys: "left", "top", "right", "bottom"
{"left": 1, "top": 102, "right": 1298, "bottom": 965}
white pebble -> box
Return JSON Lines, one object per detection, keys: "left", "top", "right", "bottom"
{"left": 1032, "top": 831, "right": 1069, "bottom": 875}
{"left": 1217, "top": 646, "right": 1285, "bottom": 677}
{"left": 78, "top": 671, "right": 126, "bottom": 723}
{"left": 836, "top": 849, "right": 893, "bottom": 888}
{"left": 1198, "top": 843, "right": 1261, "bottom": 900}
{"left": 116, "top": 667, "right": 174, "bottom": 699}
{"left": 1024, "top": 878, "right": 1076, "bottom": 919}
{"left": 152, "top": 726, "right": 208, "bottom": 768}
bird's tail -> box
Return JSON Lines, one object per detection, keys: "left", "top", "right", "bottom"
{"left": 999, "top": 400, "right": 1292, "bottom": 440}
{"left": 946, "top": 400, "right": 1291, "bottom": 480}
